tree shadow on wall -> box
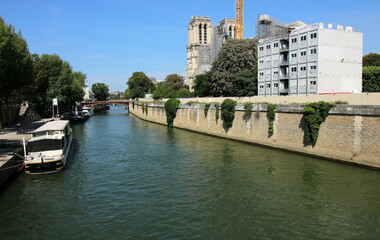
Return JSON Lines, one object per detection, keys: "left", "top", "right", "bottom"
{"left": 243, "top": 111, "right": 251, "bottom": 122}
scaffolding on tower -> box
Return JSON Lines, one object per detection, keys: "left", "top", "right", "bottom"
{"left": 235, "top": 0, "right": 244, "bottom": 39}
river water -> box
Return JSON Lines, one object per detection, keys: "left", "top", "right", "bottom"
{"left": 0, "top": 106, "right": 379, "bottom": 239}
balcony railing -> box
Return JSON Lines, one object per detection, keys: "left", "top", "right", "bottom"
{"left": 279, "top": 74, "right": 289, "bottom": 79}
{"left": 279, "top": 88, "right": 289, "bottom": 93}
{"left": 279, "top": 60, "right": 289, "bottom": 66}
{"left": 280, "top": 46, "right": 289, "bottom": 51}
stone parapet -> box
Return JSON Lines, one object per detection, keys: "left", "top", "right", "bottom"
{"left": 131, "top": 102, "right": 380, "bottom": 169}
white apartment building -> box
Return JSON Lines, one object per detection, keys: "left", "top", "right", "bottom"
{"left": 258, "top": 23, "right": 363, "bottom": 96}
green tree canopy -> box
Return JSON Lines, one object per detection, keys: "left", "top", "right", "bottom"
{"left": 152, "top": 73, "right": 192, "bottom": 99}
{"left": 362, "top": 66, "right": 380, "bottom": 92}
{"left": 209, "top": 39, "right": 258, "bottom": 97}
{"left": 126, "top": 71, "right": 155, "bottom": 99}
{"left": 363, "top": 53, "right": 380, "bottom": 67}
{"left": 33, "top": 54, "right": 78, "bottom": 116}
{"left": 0, "top": 16, "right": 33, "bottom": 100}
{"left": 164, "top": 74, "right": 185, "bottom": 90}
{"left": 193, "top": 72, "right": 212, "bottom": 97}
{"left": 92, "top": 83, "right": 109, "bottom": 101}
{"left": 71, "top": 71, "right": 86, "bottom": 103}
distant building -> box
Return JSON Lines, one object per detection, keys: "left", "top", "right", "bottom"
{"left": 149, "top": 77, "right": 157, "bottom": 84}
{"left": 83, "top": 84, "right": 93, "bottom": 100}
{"left": 186, "top": 16, "right": 237, "bottom": 90}
{"left": 109, "top": 91, "right": 124, "bottom": 99}
{"left": 257, "top": 15, "right": 363, "bottom": 96}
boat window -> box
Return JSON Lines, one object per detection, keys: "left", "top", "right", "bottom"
{"left": 27, "top": 139, "right": 63, "bottom": 152}
{"left": 32, "top": 132, "right": 46, "bottom": 138}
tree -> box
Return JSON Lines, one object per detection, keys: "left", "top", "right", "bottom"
{"left": 230, "top": 70, "right": 257, "bottom": 96}
{"left": 209, "top": 39, "right": 258, "bottom": 96}
{"left": 126, "top": 71, "right": 155, "bottom": 99}
{"left": 92, "top": 83, "right": 109, "bottom": 101}
{"left": 164, "top": 74, "right": 185, "bottom": 90}
{"left": 0, "top": 16, "right": 33, "bottom": 100}
{"left": 363, "top": 53, "right": 380, "bottom": 67}
{"left": 362, "top": 66, "right": 380, "bottom": 92}
{"left": 71, "top": 71, "right": 86, "bottom": 103}
{"left": 193, "top": 72, "right": 212, "bottom": 97}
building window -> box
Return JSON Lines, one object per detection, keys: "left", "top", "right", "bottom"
{"left": 291, "top": 67, "right": 297, "bottom": 72}
{"left": 273, "top": 83, "right": 279, "bottom": 87}
{"left": 291, "top": 53, "right": 297, "bottom": 58}
{"left": 234, "top": 27, "right": 236, "bottom": 38}
{"left": 301, "top": 35, "right": 307, "bottom": 41}
{"left": 301, "top": 51, "right": 307, "bottom": 56}
{"left": 274, "top": 43, "right": 279, "bottom": 48}
{"left": 310, "top": 33, "right": 317, "bottom": 39}
{"left": 229, "top": 26, "right": 232, "bottom": 38}
{"left": 273, "top": 71, "right": 279, "bottom": 75}
{"left": 266, "top": 83, "right": 271, "bottom": 88}
{"left": 310, "top": 48, "right": 317, "bottom": 54}
{"left": 204, "top": 25, "right": 207, "bottom": 44}
{"left": 259, "top": 85, "right": 264, "bottom": 89}
{"left": 310, "top": 81, "right": 317, "bottom": 85}
{"left": 300, "top": 66, "right": 306, "bottom": 71}
{"left": 310, "top": 66, "right": 317, "bottom": 70}
{"left": 266, "top": 45, "right": 271, "bottom": 49}
{"left": 291, "top": 38, "right": 297, "bottom": 43}
{"left": 259, "top": 46, "right": 264, "bottom": 51}
{"left": 259, "top": 72, "right": 264, "bottom": 76}
{"left": 199, "top": 24, "right": 202, "bottom": 43}
{"left": 259, "top": 60, "right": 264, "bottom": 64}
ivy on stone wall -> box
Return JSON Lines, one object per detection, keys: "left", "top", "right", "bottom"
{"left": 145, "top": 103, "right": 148, "bottom": 116}
{"left": 267, "top": 104, "right": 276, "bottom": 136}
{"left": 165, "top": 98, "right": 180, "bottom": 127}
{"left": 141, "top": 102, "right": 145, "bottom": 114}
{"left": 244, "top": 103, "right": 253, "bottom": 114}
{"left": 303, "top": 101, "right": 334, "bottom": 145}
{"left": 204, "top": 103, "right": 210, "bottom": 117}
{"left": 215, "top": 103, "right": 220, "bottom": 123}
{"left": 221, "top": 99, "right": 237, "bottom": 129}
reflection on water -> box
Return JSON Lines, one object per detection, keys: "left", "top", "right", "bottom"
{"left": 0, "top": 106, "right": 379, "bottom": 239}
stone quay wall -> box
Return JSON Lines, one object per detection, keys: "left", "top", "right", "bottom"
{"left": 130, "top": 102, "right": 380, "bottom": 169}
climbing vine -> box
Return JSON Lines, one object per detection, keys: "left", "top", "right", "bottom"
{"left": 204, "top": 103, "right": 211, "bottom": 117}
{"left": 267, "top": 104, "right": 276, "bottom": 136}
{"left": 221, "top": 99, "right": 237, "bottom": 129}
{"left": 164, "top": 98, "right": 180, "bottom": 127}
{"left": 303, "top": 101, "right": 334, "bottom": 145}
{"left": 215, "top": 103, "right": 220, "bottom": 123}
{"left": 145, "top": 103, "right": 148, "bottom": 116}
{"left": 141, "top": 102, "right": 145, "bottom": 114}
{"left": 243, "top": 103, "right": 253, "bottom": 114}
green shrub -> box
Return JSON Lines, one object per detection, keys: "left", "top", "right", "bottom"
{"left": 267, "top": 104, "right": 276, "bottom": 136}
{"left": 303, "top": 101, "right": 334, "bottom": 145}
{"left": 145, "top": 103, "right": 148, "bottom": 116}
{"left": 244, "top": 103, "right": 253, "bottom": 114}
{"left": 215, "top": 103, "right": 220, "bottom": 122}
{"left": 141, "top": 102, "right": 145, "bottom": 114}
{"left": 221, "top": 99, "right": 237, "bottom": 129}
{"left": 204, "top": 103, "right": 211, "bottom": 117}
{"left": 165, "top": 98, "right": 180, "bottom": 127}
{"left": 334, "top": 100, "right": 348, "bottom": 105}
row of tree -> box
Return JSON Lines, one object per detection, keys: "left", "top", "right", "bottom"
{"left": 0, "top": 16, "right": 88, "bottom": 117}
{"left": 124, "top": 72, "right": 192, "bottom": 99}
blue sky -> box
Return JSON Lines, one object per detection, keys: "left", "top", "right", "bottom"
{"left": 1, "top": 0, "right": 379, "bottom": 91}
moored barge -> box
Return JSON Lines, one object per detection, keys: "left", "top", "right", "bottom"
{"left": 25, "top": 120, "right": 73, "bottom": 174}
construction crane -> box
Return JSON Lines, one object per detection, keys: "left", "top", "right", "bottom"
{"left": 235, "top": 0, "right": 244, "bottom": 39}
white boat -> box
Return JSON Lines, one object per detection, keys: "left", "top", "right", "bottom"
{"left": 82, "top": 106, "right": 94, "bottom": 117}
{"left": 25, "top": 120, "right": 73, "bottom": 174}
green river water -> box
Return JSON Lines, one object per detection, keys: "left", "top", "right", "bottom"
{"left": 0, "top": 106, "right": 379, "bottom": 239}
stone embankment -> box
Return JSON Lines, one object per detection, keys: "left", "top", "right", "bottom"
{"left": 130, "top": 102, "right": 380, "bottom": 169}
